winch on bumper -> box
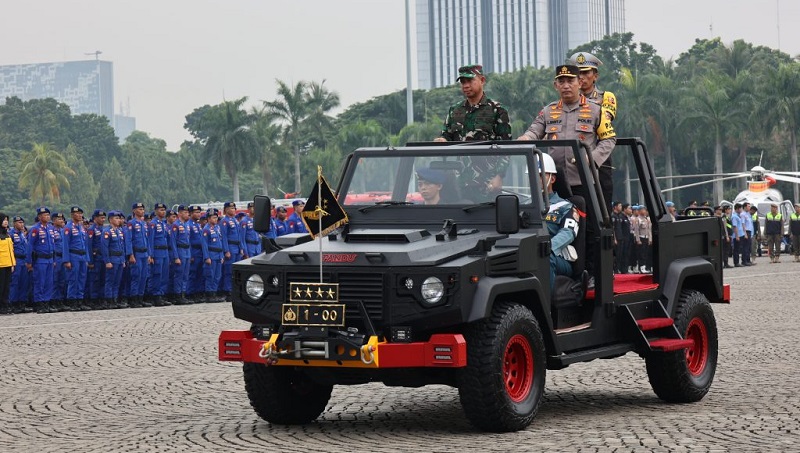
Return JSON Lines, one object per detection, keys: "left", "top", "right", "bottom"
{"left": 218, "top": 330, "right": 466, "bottom": 368}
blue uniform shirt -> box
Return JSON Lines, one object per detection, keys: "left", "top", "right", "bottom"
{"left": 88, "top": 223, "right": 105, "bottom": 260}
{"left": 127, "top": 218, "right": 151, "bottom": 256}
{"left": 731, "top": 212, "right": 744, "bottom": 238}
{"left": 171, "top": 219, "right": 191, "bottom": 259}
{"left": 51, "top": 225, "right": 64, "bottom": 264}
{"left": 274, "top": 218, "right": 290, "bottom": 237}
{"left": 741, "top": 211, "right": 754, "bottom": 234}
{"left": 27, "top": 222, "right": 55, "bottom": 263}
{"left": 101, "top": 226, "right": 127, "bottom": 264}
{"left": 201, "top": 223, "right": 228, "bottom": 261}
{"left": 148, "top": 217, "right": 170, "bottom": 258}
{"left": 220, "top": 215, "right": 243, "bottom": 254}
{"left": 11, "top": 228, "right": 28, "bottom": 264}
{"left": 287, "top": 212, "right": 308, "bottom": 234}
{"left": 240, "top": 216, "right": 261, "bottom": 256}
{"left": 63, "top": 220, "right": 89, "bottom": 262}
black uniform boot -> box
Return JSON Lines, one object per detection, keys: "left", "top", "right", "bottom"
{"left": 128, "top": 297, "right": 142, "bottom": 308}
{"left": 0, "top": 301, "right": 10, "bottom": 315}
{"left": 24, "top": 301, "right": 35, "bottom": 313}
{"left": 78, "top": 299, "right": 92, "bottom": 311}
{"left": 177, "top": 292, "right": 191, "bottom": 305}
{"left": 36, "top": 302, "right": 49, "bottom": 314}
{"left": 141, "top": 296, "right": 153, "bottom": 307}
{"left": 117, "top": 297, "right": 129, "bottom": 309}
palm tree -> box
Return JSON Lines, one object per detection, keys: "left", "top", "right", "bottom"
{"left": 265, "top": 80, "right": 309, "bottom": 194}
{"left": 757, "top": 62, "right": 800, "bottom": 202}
{"left": 18, "top": 142, "right": 75, "bottom": 205}
{"left": 680, "top": 74, "right": 747, "bottom": 202}
{"left": 249, "top": 105, "right": 284, "bottom": 197}
{"left": 202, "top": 98, "right": 258, "bottom": 201}
{"left": 304, "top": 80, "right": 341, "bottom": 149}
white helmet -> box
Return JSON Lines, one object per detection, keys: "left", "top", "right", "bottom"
{"left": 538, "top": 153, "right": 556, "bottom": 174}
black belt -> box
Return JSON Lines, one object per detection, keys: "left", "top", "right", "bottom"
{"left": 191, "top": 244, "right": 202, "bottom": 249}
{"left": 34, "top": 253, "right": 53, "bottom": 259}
{"left": 177, "top": 244, "right": 190, "bottom": 249}
{"left": 55, "top": 252, "right": 63, "bottom": 257}
{"left": 15, "top": 254, "right": 26, "bottom": 259}
{"left": 109, "top": 251, "right": 123, "bottom": 256}
{"left": 208, "top": 247, "right": 223, "bottom": 252}
{"left": 246, "top": 239, "right": 259, "bottom": 244}
{"left": 228, "top": 240, "right": 240, "bottom": 245}
{"left": 69, "top": 249, "right": 86, "bottom": 255}
{"left": 134, "top": 247, "right": 148, "bottom": 253}
{"left": 92, "top": 248, "right": 100, "bottom": 254}
{"left": 155, "top": 245, "right": 168, "bottom": 250}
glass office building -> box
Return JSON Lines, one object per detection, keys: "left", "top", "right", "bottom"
{"left": 416, "top": 0, "right": 625, "bottom": 89}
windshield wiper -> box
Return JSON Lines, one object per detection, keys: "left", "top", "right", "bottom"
{"left": 462, "top": 201, "right": 495, "bottom": 212}
{"left": 358, "top": 201, "right": 415, "bottom": 213}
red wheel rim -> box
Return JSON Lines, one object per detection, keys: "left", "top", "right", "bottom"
{"left": 503, "top": 334, "right": 534, "bottom": 402}
{"left": 685, "top": 317, "right": 709, "bottom": 376}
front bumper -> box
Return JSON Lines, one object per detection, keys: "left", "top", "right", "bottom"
{"left": 218, "top": 330, "right": 467, "bottom": 369}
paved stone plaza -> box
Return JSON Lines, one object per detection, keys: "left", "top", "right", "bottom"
{"left": 1, "top": 262, "right": 798, "bottom": 452}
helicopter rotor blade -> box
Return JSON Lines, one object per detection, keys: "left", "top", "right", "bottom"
{"left": 767, "top": 174, "right": 800, "bottom": 184}
{"left": 769, "top": 171, "right": 800, "bottom": 176}
{"left": 661, "top": 175, "right": 748, "bottom": 193}
{"left": 631, "top": 172, "right": 746, "bottom": 182}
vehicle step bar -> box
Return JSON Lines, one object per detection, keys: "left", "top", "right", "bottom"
{"left": 547, "top": 343, "right": 634, "bottom": 369}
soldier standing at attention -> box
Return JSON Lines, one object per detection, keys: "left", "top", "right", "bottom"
{"left": 187, "top": 205, "right": 205, "bottom": 302}
{"left": 764, "top": 203, "right": 783, "bottom": 263}
{"left": 50, "top": 212, "right": 66, "bottom": 312}
{"left": 518, "top": 64, "right": 617, "bottom": 281}
{"left": 87, "top": 210, "right": 107, "bottom": 310}
{"left": 147, "top": 203, "right": 172, "bottom": 307}
{"left": 63, "top": 206, "right": 89, "bottom": 311}
{"left": 171, "top": 206, "right": 192, "bottom": 304}
{"left": 26, "top": 207, "right": 55, "bottom": 313}
{"left": 242, "top": 202, "right": 262, "bottom": 258}
{"left": 101, "top": 211, "right": 127, "bottom": 309}
{"left": 274, "top": 206, "right": 291, "bottom": 236}
{"left": 201, "top": 208, "right": 227, "bottom": 303}
{"left": 220, "top": 202, "right": 243, "bottom": 301}
{"left": 10, "top": 216, "right": 30, "bottom": 313}
{"left": 126, "top": 202, "right": 151, "bottom": 309}
{"left": 569, "top": 52, "right": 617, "bottom": 207}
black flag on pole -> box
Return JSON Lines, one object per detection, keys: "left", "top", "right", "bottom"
{"left": 301, "top": 166, "right": 349, "bottom": 239}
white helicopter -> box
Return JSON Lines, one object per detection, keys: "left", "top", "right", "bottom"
{"left": 659, "top": 162, "right": 800, "bottom": 238}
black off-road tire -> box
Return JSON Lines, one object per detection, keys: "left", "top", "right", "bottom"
{"left": 646, "top": 289, "right": 718, "bottom": 403}
{"left": 243, "top": 363, "right": 333, "bottom": 424}
{"left": 457, "top": 302, "right": 546, "bottom": 432}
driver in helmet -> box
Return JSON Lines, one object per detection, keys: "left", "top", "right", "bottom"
{"left": 540, "top": 153, "right": 580, "bottom": 290}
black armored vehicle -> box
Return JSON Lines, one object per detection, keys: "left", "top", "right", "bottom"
{"left": 219, "top": 139, "right": 729, "bottom": 432}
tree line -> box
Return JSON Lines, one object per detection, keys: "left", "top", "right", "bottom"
{"left": 1, "top": 32, "right": 799, "bottom": 215}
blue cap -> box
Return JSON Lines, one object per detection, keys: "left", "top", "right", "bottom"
{"left": 223, "top": 201, "right": 236, "bottom": 209}
{"left": 189, "top": 205, "right": 202, "bottom": 212}
{"left": 665, "top": 201, "right": 674, "bottom": 207}
{"left": 235, "top": 212, "right": 246, "bottom": 218}
{"left": 167, "top": 209, "right": 177, "bottom": 216}
{"left": 632, "top": 205, "right": 640, "bottom": 210}
{"left": 276, "top": 205, "right": 287, "bottom": 213}
{"left": 36, "top": 207, "right": 51, "bottom": 216}
{"left": 177, "top": 204, "right": 189, "bottom": 212}
{"left": 70, "top": 206, "right": 83, "bottom": 214}
{"left": 13, "top": 216, "right": 24, "bottom": 222}
{"left": 132, "top": 202, "right": 144, "bottom": 210}
{"left": 52, "top": 212, "right": 65, "bottom": 220}
{"left": 292, "top": 200, "right": 305, "bottom": 207}
{"left": 206, "top": 208, "right": 219, "bottom": 217}
{"left": 92, "top": 209, "right": 107, "bottom": 218}
{"left": 154, "top": 202, "right": 167, "bottom": 209}
{"left": 416, "top": 167, "right": 447, "bottom": 185}
{"left": 108, "top": 210, "right": 123, "bottom": 218}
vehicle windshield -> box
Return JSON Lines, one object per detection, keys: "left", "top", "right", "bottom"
{"left": 341, "top": 151, "right": 534, "bottom": 207}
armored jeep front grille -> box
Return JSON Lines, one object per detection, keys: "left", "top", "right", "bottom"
{"left": 285, "top": 271, "right": 385, "bottom": 324}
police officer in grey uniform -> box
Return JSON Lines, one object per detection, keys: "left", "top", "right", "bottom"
{"left": 518, "top": 64, "right": 617, "bottom": 281}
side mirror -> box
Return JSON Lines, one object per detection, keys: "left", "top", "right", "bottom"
{"left": 496, "top": 194, "right": 519, "bottom": 234}
{"left": 253, "top": 195, "right": 272, "bottom": 233}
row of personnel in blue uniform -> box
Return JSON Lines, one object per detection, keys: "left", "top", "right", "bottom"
{"left": 6, "top": 200, "right": 302, "bottom": 313}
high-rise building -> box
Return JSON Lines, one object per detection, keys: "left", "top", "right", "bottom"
{"left": 0, "top": 59, "right": 132, "bottom": 140}
{"left": 416, "top": 0, "right": 625, "bottom": 89}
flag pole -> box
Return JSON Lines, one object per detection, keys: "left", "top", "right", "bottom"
{"left": 318, "top": 165, "right": 323, "bottom": 283}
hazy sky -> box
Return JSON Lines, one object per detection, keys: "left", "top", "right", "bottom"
{"left": 1, "top": 0, "right": 799, "bottom": 150}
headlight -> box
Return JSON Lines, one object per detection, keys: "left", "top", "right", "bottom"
{"left": 421, "top": 277, "right": 444, "bottom": 304}
{"left": 245, "top": 274, "right": 265, "bottom": 300}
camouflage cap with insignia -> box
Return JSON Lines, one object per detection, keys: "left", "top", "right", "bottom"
{"left": 554, "top": 65, "right": 580, "bottom": 79}
{"left": 569, "top": 52, "right": 603, "bottom": 71}
{"left": 456, "top": 64, "right": 483, "bottom": 81}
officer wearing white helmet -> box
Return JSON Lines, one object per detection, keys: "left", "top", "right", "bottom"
{"left": 540, "top": 153, "right": 580, "bottom": 290}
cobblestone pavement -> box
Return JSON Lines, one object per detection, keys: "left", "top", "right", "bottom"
{"left": 1, "top": 260, "right": 799, "bottom": 452}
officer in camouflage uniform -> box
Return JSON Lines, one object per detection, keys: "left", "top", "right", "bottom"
{"left": 435, "top": 64, "right": 512, "bottom": 143}
{"left": 569, "top": 52, "right": 618, "bottom": 208}
{"left": 435, "top": 64, "right": 512, "bottom": 201}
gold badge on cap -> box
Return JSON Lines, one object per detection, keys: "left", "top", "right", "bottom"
{"left": 576, "top": 53, "right": 586, "bottom": 65}
{"left": 560, "top": 66, "right": 570, "bottom": 75}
